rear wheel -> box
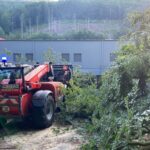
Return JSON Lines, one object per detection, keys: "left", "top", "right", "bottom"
{"left": 22, "top": 116, "right": 33, "bottom": 127}
{"left": 32, "top": 95, "right": 55, "bottom": 129}
{"left": 0, "top": 118, "right": 7, "bottom": 129}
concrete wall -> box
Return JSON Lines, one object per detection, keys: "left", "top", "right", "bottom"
{"left": 0, "top": 40, "right": 120, "bottom": 75}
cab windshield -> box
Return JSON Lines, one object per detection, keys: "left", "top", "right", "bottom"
{"left": 0, "top": 68, "right": 22, "bottom": 82}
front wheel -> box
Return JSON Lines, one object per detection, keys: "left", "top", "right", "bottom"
{"left": 32, "top": 95, "right": 55, "bottom": 129}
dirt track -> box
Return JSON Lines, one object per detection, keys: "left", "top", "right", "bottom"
{"left": 0, "top": 121, "right": 84, "bottom": 150}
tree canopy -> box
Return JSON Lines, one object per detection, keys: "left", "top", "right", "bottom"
{"left": 0, "top": 0, "right": 149, "bottom": 37}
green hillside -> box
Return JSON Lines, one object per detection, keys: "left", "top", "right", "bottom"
{"left": 0, "top": 0, "right": 150, "bottom": 39}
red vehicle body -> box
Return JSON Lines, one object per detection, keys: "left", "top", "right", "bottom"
{"left": 0, "top": 63, "right": 72, "bottom": 128}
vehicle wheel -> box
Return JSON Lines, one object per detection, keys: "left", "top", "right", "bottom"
{"left": 22, "top": 116, "right": 33, "bottom": 127}
{"left": 0, "top": 123, "right": 2, "bottom": 129}
{"left": 32, "top": 95, "right": 55, "bottom": 129}
{"left": 0, "top": 118, "right": 7, "bottom": 129}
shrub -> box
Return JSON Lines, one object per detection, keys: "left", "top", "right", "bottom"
{"left": 64, "top": 30, "right": 107, "bottom": 40}
{"left": 26, "top": 33, "right": 58, "bottom": 40}
{"left": 57, "top": 73, "right": 100, "bottom": 123}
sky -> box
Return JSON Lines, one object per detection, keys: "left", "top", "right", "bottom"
{"left": 28, "top": 0, "right": 59, "bottom": 1}
{"left": 0, "top": 0, "right": 59, "bottom": 1}
{"left": 33, "top": 0, "right": 59, "bottom": 1}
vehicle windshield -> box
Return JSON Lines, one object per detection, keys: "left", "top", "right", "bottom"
{"left": 0, "top": 68, "right": 22, "bottom": 82}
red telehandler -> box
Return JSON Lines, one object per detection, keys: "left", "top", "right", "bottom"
{"left": 0, "top": 59, "right": 72, "bottom": 129}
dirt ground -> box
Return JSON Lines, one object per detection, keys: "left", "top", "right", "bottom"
{"left": 0, "top": 121, "right": 85, "bottom": 150}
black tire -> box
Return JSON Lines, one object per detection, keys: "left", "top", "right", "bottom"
{"left": 0, "top": 124, "right": 2, "bottom": 129}
{"left": 0, "top": 118, "right": 6, "bottom": 129}
{"left": 32, "top": 95, "right": 55, "bottom": 129}
{"left": 22, "top": 116, "right": 33, "bottom": 127}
